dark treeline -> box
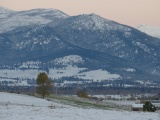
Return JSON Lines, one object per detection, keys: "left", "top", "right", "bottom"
{"left": 0, "top": 85, "right": 160, "bottom": 96}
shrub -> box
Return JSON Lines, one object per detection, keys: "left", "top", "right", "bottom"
{"left": 76, "top": 90, "right": 89, "bottom": 98}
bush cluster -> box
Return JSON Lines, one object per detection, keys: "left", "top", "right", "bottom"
{"left": 76, "top": 90, "right": 89, "bottom": 98}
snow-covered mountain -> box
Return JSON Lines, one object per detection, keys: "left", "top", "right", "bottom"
{"left": 0, "top": 7, "right": 68, "bottom": 33}
{"left": 0, "top": 6, "right": 14, "bottom": 13}
{"left": 136, "top": 24, "right": 160, "bottom": 39}
{"left": 60, "top": 14, "right": 130, "bottom": 31}
{"left": 1, "top": 7, "right": 160, "bottom": 86}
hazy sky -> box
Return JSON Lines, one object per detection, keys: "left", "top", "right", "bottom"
{"left": 0, "top": 0, "right": 160, "bottom": 27}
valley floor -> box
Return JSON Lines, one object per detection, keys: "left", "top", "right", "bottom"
{"left": 0, "top": 92, "right": 160, "bottom": 120}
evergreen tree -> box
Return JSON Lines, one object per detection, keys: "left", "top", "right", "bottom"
{"left": 143, "top": 101, "right": 156, "bottom": 112}
{"left": 36, "top": 72, "right": 53, "bottom": 98}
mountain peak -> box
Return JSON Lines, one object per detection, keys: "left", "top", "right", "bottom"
{"left": 0, "top": 6, "right": 14, "bottom": 13}
{"left": 65, "top": 13, "right": 111, "bottom": 30}
{"left": 20, "top": 8, "right": 69, "bottom": 19}
{"left": 88, "top": 13, "right": 99, "bottom": 17}
{"left": 136, "top": 24, "right": 160, "bottom": 39}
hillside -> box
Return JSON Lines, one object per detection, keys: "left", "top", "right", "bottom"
{"left": 0, "top": 92, "right": 159, "bottom": 120}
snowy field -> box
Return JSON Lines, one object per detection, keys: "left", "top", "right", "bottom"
{"left": 0, "top": 92, "right": 160, "bottom": 120}
{"left": 0, "top": 67, "right": 120, "bottom": 81}
{"left": 0, "top": 59, "right": 121, "bottom": 86}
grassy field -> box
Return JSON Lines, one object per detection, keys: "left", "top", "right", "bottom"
{"left": 47, "top": 95, "right": 117, "bottom": 110}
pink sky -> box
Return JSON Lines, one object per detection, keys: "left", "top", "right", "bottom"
{"left": 0, "top": 0, "right": 160, "bottom": 27}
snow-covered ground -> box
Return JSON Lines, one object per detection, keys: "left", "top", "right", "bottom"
{"left": 0, "top": 92, "right": 160, "bottom": 120}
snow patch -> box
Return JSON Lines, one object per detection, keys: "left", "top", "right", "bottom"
{"left": 123, "top": 68, "right": 136, "bottom": 72}
{"left": 54, "top": 55, "right": 84, "bottom": 65}
{"left": 19, "top": 61, "right": 41, "bottom": 69}
{"left": 132, "top": 41, "right": 152, "bottom": 54}
{"left": 77, "top": 69, "right": 121, "bottom": 81}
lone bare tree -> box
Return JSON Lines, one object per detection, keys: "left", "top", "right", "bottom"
{"left": 36, "top": 72, "right": 53, "bottom": 98}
